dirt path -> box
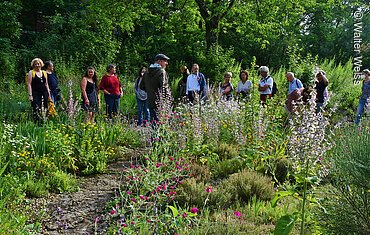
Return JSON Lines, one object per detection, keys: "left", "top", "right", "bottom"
{"left": 26, "top": 154, "right": 139, "bottom": 235}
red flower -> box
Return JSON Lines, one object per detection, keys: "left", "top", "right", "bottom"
{"left": 205, "top": 186, "right": 213, "bottom": 193}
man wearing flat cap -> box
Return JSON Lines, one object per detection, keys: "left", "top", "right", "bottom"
{"left": 140, "top": 53, "right": 170, "bottom": 123}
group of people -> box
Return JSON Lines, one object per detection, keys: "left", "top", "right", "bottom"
{"left": 27, "top": 56, "right": 370, "bottom": 126}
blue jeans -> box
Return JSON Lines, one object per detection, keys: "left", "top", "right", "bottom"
{"left": 137, "top": 98, "right": 150, "bottom": 125}
{"left": 104, "top": 94, "right": 120, "bottom": 119}
{"left": 355, "top": 98, "right": 368, "bottom": 125}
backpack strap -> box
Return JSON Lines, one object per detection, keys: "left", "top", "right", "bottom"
{"left": 295, "top": 79, "right": 302, "bottom": 88}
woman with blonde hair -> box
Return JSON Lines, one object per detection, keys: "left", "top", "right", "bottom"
{"left": 27, "top": 58, "right": 51, "bottom": 122}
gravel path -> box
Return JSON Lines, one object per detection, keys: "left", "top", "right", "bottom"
{"left": 26, "top": 157, "right": 138, "bottom": 235}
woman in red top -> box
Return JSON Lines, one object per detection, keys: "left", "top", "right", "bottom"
{"left": 99, "top": 64, "right": 122, "bottom": 120}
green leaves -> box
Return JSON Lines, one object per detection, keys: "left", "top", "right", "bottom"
{"left": 274, "top": 213, "right": 298, "bottom": 235}
{"left": 167, "top": 205, "right": 179, "bottom": 217}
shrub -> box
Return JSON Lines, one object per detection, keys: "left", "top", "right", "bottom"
{"left": 211, "top": 158, "right": 245, "bottom": 179}
{"left": 24, "top": 178, "right": 49, "bottom": 198}
{"left": 188, "top": 163, "right": 211, "bottom": 183}
{"left": 317, "top": 126, "right": 370, "bottom": 235}
{"left": 176, "top": 178, "right": 232, "bottom": 210}
{"left": 220, "top": 169, "right": 275, "bottom": 203}
{"left": 46, "top": 170, "right": 78, "bottom": 193}
{"left": 214, "top": 143, "right": 239, "bottom": 160}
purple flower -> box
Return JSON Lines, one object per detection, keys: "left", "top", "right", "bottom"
{"left": 190, "top": 207, "right": 198, "bottom": 214}
{"left": 205, "top": 186, "right": 213, "bottom": 193}
{"left": 233, "top": 211, "right": 242, "bottom": 217}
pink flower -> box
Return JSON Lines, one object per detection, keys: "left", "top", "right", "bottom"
{"left": 190, "top": 207, "right": 198, "bottom": 214}
{"left": 182, "top": 212, "right": 187, "bottom": 218}
{"left": 123, "top": 223, "right": 127, "bottom": 227}
{"left": 168, "top": 156, "right": 174, "bottom": 161}
{"left": 127, "top": 191, "right": 131, "bottom": 195}
{"left": 139, "top": 195, "right": 145, "bottom": 200}
{"left": 131, "top": 221, "right": 135, "bottom": 225}
{"left": 233, "top": 211, "right": 242, "bottom": 217}
{"left": 131, "top": 198, "right": 136, "bottom": 202}
{"left": 205, "top": 186, "right": 213, "bottom": 193}
{"left": 110, "top": 209, "right": 116, "bottom": 215}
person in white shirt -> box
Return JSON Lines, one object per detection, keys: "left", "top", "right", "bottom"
{"left": 258, "top": 66, "right": 273, "bottom": 103}
{"left": 186, "top": 64, "right": 206, "bottom": 103}
{"left": 236, "top": 70, "right": 252, "bottom": 100}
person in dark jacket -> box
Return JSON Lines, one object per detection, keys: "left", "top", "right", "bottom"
{"left": 355, "top": 69, "right": 370, "bottom": 125}
{"left": 314, "top": 70, "right": 329, "bottom": 113}
{"left": 140, "top": 54, "right": 170, "bottom": 123}
{"left": 44, "top": 61, "right": 60, "bottom": 106}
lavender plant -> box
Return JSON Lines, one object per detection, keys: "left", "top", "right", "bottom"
{"left": 274, "top": 98, "right": 332, "bottom": 235}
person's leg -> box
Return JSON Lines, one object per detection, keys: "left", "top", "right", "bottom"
{"left": 104, "top": 94, "right": 114, "bottom": 119}
{"left": 149, "top": 108, "right": 158, "bottom": 123}
{"left": 32, "top": 92, "right": 42, "bottom": 122}
{"left": 113, "top": 96, "right": 120, "bottom": 117}
{"left": 316, "top": 102, "right": 324, "bottom": 113}
{"left": 143, "top": 100, "right": 150, "bottom": 124}
{"left": 188, "top": 91, "right": 194, "bottom": 103}
{"left": 355, "top": 99, "right": 366, "bottom": 125}
{"left": 137, "top": 98, "right": 143, "bottom": 126}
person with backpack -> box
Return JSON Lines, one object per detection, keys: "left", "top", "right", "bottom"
{"left": 258, "top": 66, "right": 274, "bottom": 103}
{"left": 140, "top": 53, "right": 170, "bottom": 123}
{"left": 285, "top": 72, "right": 304, "bottom": 113}
{"left": 314, "top": 70, "right": 329, "bottom": 113}
{"left": 81, "top": 66, "right": 99, "bottom": 123}
{"left": 27, "top": 58, "right": 51, "bottom": 122}
{"left": 355, "top": 69, "right": 370, "bottom": 125}
{"left": 134, "top": 66, "right": 150, "bottom": 126}
{"left": 186, "top": 63, "right": 207, "bottom": 104}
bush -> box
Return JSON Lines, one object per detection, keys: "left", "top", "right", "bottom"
{"left": 188, "top": 163, "right": 211, "bottom": 183}
{"left": 220, "top": 169, "right": 275, "bottom": 203}
{"left": 176, "top": 178, "right": 232, "bottom": 210}
{"left": 317, "top": 126, "right": 370, "bottom": 235}
{"left": 47, "top": 170, "right": 78, "bottom": 193}
{"left": 214, "top": 143, "right": 239, "bottom": 160}
{"left": 211, "top": 158, "right": 245, "bottom": 179}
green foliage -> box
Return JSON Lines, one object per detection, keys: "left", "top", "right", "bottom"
{"left": 24, "top": 177, "right": 49, "bottom": 198}
{"left": 211, "top": 158, "right": 245, "bottom": 179}
{"left": 176, "top": 178, "right": 232, "bottom": 210}
{"left": 188, "top": 163, "right": 211, "bottom": 183}
{"left": 221, "top": 169, "right": 275, "bottom": 203}
{"left": 317, "top": 125, "right": 370, "bottom": 235}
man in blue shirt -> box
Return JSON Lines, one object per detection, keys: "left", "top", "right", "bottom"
{"left": 186, "top": 64, "right": 206, "bottom": 103}
{"left": 286, "top": 72, "right": 304, "bottom": 113}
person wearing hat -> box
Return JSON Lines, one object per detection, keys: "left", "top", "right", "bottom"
{"left": 140, "top": 53, "right": 170, "bottom": 123}
{"left": 355, "top": 69, "right": 370, "bottom": 125}
{"left": 258, "top": 66, "right": 274, "bottom": 103}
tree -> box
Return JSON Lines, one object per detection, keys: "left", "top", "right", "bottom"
{"left": 195, "top": 0, "right": 236, "bottom": 50}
